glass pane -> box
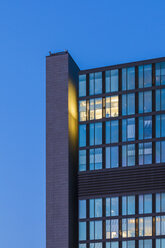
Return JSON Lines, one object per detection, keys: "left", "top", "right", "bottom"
{"left": 95, "top": 148, "right": 102, "bottom": 170}
{"left": 144, "top": 217, "right": 152, "bottom": 236}
{"left": 144, "top": 142, "right": 152, "bottom": 164}
{"left": 161, "top": 89, "right": 165, "bottom": 110}
{"left": 127, "top": 118, "right": 135, "bottom": 141}
{"left": 79, "top": 150, "right": 86, "bottom": 172}
{"left": 105, "top": 71, "right": 110, "bottom": 93}
{"left": 111, "top": 197, "right": 118, "bottom": 216}
{"left": 156, "top": 142, "right": 160, "bottom": 163}
{"left": 79, "top": 75, "right": 86, "bottom": 97}
{"left": 106, "top": 97, "right": 111, "bottom": 117}
{"left": 90, "top": 221, "right": 94, "bottom": 240}
{"left": 156, "top": 193, "right": 161, "bottom": 213}
{"left": 122, "top": 119, "right": 126, "bottom": 141}
{"left": 95, "top": 221, "right": 102, "bottom": 239}
{"left": 156, "top": 115, "right": 160, "bottom": 138}
{"left": 144, "top": 116, "right": 152, "bottom": 139}
{"left": 156, "top": 90, "right": 160, "bottom": 111}
{"left": 122, "top": 145, "right": 127, "bottom": 167}
{"left": 161, "top": 216, "right": 165, "bottom": 235}
{"left": 144, "top": 194, "right": 152, "bottom": 214}
{"left": 95, "top": 122, "right": 102, "bottom": 145}
{"left": 128, "top": 218, "right": 135, "bottom": 237}
{"left": 161, "top": 115, "right": 165, "bottom": 137}
{"left": 79, "top": 200, "right": 86, "bottom": 219}
{"left": 79, "top": 222, "right": 86, "bottom": 241}
{"left": 95, "top": 199, "right": 102, "bottom": 217}
{"left": 111, "top": 96, "right": 119, "bottom": 117}
{"left": 139, "top": 92, "right": 143, "bottom": 113}
{"left": 122, "top": 196, "right": 127, "bottom": 215}
{"left": 90, "top": 123, "right": 94, "bottom": 146}
{"left": 139, "top": 195, "right": 144, "bottom": 214}
{"left": 139, "top": 143, "right": 144, "bottom": 165}
{"left": 90, "top": 149, "right": 95, "bottom": 170}
{"left": 111, "top": 69, "right": 118, "bottom": 92}
{"left": 162, "top": 193, "right": 165, "bottom": 212}
{"left": 128, "top": 144, "right": 135, "bottom": 166}
{"left": 128, "top": 196, "right": 135, "bottom": 215}
{"left": 106, "top": 121, "right": 110, "bottom": 144}
{"left": 122, "top": 68, "right": 126, "bottom": 90}
{"left": 128, "top": 93, "right": 135, "bottom": 115}
{"left": 111, "top": 120, "right": 118, "bottom": 143}
{"left": 90, "top": 99, "right": 95, "bottom": 120}
{"left": 106, "top": 220, "right": 110, "bottom": 239}
{"left": 144, "top": 91, "right": 152, "bottom": 113}
{"left": 156, "top": 216, "right": 160, "bottom": 235}
{"left": 111, "top": 219, "right": 118, "bottom": 238}
{"left": 79, "top": 125, "right": 86, "bottom": 147}
{"left": 122, "top": 94, "right": 127, "bottom": 115}
{"left": 161, "top": 62, "right": 165, "bottom": 85}
{"left": 127, "top": 67, "right": 135, "bottom": 90}
{"left": 90, "top": 199, "right": 94, "bottom": 218}
{"left": 95, "top": 72, "right": 102, "bottom": 95}
{"left": 156, "top": 63, "right": 161, "bottom": 86}
{"left": 139, "top": 117, "right": 144, "bottom": 140}
{"left": 95, "top": 98, "right": 102, "bottom": 120}
{"left": 106, "top": 198, "right": 110, "bottom": 217}
{"left": 144, "top": 64, "right": 152, "bottom": 87}
{"left": 139, "top": 217, "right": 144, "bottom": 236}
{"left": 111, "top": 146, "right": 118, "bottom": 168}
{"left": 122, "top": 219, "right": 127, "bottom": 237}
{"left": 106, "top": 147, "right": 110, "bottom": 169}
{"left": 139, "top": 66, "right": 143, "bottom": 88}
{"left": 89, "top": 73, "right": 94, "bottom": 95}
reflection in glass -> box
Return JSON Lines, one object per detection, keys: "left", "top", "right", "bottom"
{"left": 122, "top": 93, "right": 135, "bottom": 115}
{"left": 79, "top": 150, "right": 86, "bottom": 171}
{"left": 79, "top": 124, "right": 86, "bottom": 147}
{"left": 139, "top": 142, "right": 152, "bottom": 165}
{"left": 79, "top": 100, "right": 86, "bottom": 121}
{"left": 156, "top": 62, "right": 165, "bottom": 85}
{"left": 139, "top": 64, "right": 152, "bottom": 88}
{"left": 139, "top": 116, "right": 152, "bottom": 140}
{"left": 122, "top": 118, "right": 135, "bottom": 141}
{"left": 106, "top": 69, "right": 118, "bottom": 93}
{"left": 156, "top": 193, "right": 165, "bottom": 213}
{"left": 106, "top": 219, "right": 119, "bottom": 239}
{"left": 79, "top": 75, "right": 86, "bottom": 97}
{"left": 139, "top": 91, "right": 152, "bottom": 113}
{"left": 122, "top": 67, "right": 135, "bottom": 90}
{"left": 106, "top": 96, "right": 119, "bottom": 117}
{"left": 106, "top": 120, "right": 118, "bottom": 144}
{"left": 79, "top": 200, "right": 86, "bottom": 219}
{"left": 122, "top": 144, "right": 135, "bottom": 167}
{"left": 79, "top": 222, "right": 86, "bottom": 241}
{"left": 106, "top": 197, "right": 119, "bottom": 217}
{"left": 95, "top": 98, "right": 102, "bottom": 119}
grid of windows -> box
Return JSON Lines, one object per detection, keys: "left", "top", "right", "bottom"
{"left": 79, "top": 192, "right": 165, "bottom": 247}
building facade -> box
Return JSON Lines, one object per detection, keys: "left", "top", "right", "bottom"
{"left": 46, "top": 52, "right": 165, "bottom": 248}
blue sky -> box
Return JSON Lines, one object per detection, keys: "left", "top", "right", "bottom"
{"left": 0, "top": 0, "right": 165, "bottom": 247}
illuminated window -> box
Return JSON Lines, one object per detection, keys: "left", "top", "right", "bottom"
{"left": 139, "top": 217, "right": 152, "bottom": 237}
{"left": 156, "top": 216, "right": 165, "bottom": 235}
{"left": 106, "top": 96, "right": 119, "bottom": 118}
{"left": 90, "top": 98, "right": 102, "bottom": 120}
{"left": 106, "top": 219, "right": 119, "bottom": 239}
{"left": 122, "top": 218, "right": 135, "bottom": 237}
{"left": 79, "top": 100, "right": 86, "bottom": 121}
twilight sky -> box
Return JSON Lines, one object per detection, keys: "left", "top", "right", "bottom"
{"left": 0, "top": 0, "right": 165, "bottom": 247}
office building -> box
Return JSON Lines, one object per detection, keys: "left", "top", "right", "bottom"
{"left": 46, "top": 51, "right": 165, "bottom": 248}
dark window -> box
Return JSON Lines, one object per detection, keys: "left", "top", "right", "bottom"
{"left": 89, "top": 72, "right": 102, "bottom": 95}
{"left": 156, "top": 141, "right": 165, "bottom": 163}
{"left": 156, "top": 115, "right": 165, "bottom": 138}
{"left": 90, "top": 148, "right": 102, "bottom": 170}
{"left": 139, "top": 142, "right": 152, "bottom": 165}
{"left": 122, "top": 144, "right": 135, "bottom": 167}
{"left": 139, "top": 91, "right": 152, "bottom": 113}
{"left": 122, "top": 67, "right": 135, "bottom": 90}
{"left": 90, "top": 122, "right": 102, "bottom": 146}
{"left": 79, "top": 200, "right": 86, "bottom": 219}
{"left": 156, "top": 89, "right": 165, "bottom": 111}
{"left": 79, "top": 150, "right": 86, "bottom": 171}
{"left": 79, "top": 124, "right": 86, "bottom": 147}
{"left": 122, "top": 93, "right": 135, "bottom": 115}
{"left": 122, "top": 118, "right": 135, "bottom": 141}
{"left": 156, "top": 62, "right": 165, "bottom": 86}
{"left": 139, "top": 116, "right": 152, "bottom": 140}
{"left": 156, "top": 193, "right": 165, "bottom": 213}
{"left": 90, "top": 221, "right": 102, "bottom": 240}
{"left": 122, "top": 195, "right": 135, "bottom": 215}
{"left": 106, "top": 197, "right": 119, "bottom": 216}
{"left": 138, "top": 64, "right": 152, "bottom": 88}
{"left": 106, "top": 120, "right": 119, "bottom": 144}
{"left": 106, "top": 146, "right": 119, "bottom": 168}
{"left": 139, "top": 194, "right": 152, "bottom": 214}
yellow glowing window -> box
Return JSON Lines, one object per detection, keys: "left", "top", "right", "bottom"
{"left": 90, "top": 99, "right": 94, "bottom": 120}
{"left": 79, "top": 100, "right": 86, "bottom": 121}
{"left": 106, "top": 96, "right": 119, "bottom": 118}
{"left": 95, "top": 98, "right": 102, "bottom": 120}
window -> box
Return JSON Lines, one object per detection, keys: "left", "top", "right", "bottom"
{"left": 139, "top": 239, "right": 152, "bottom": 248}
{"left": 79, "top": 150, "right": 86, "bottom": 171}
{"left": 90, "top": 123, "right": 102, "bottom": 146}
{"left": 156, "top": 193, "right": 165, "bottom": 213}
{"left": 122, "top": 218, "right": 135, "bottom": 237}
{"left": 156, "top": 62, "right": 165, "bottom": 85}
{"left": 106, "top": 219, "right": 119, "bottom": 239}
{"left": 139, "top": 217, "right": 152, "bottom": 237}
{"left": 122, "top": 67, "right": 135, "bottom": 90}
{"left": 106, "top": 146, "right": 119, "bottom": 168}
{"left": 139, "top": 64, "right": 152, "bottom": 88}
{"left": 90, "top": 148, "right": 102, "bottom": 170}
{"left": 122, "top": 93, "right": 135, "bottom": 115}
{"left": 90, "top": 221, "right": 102, "bottom": 240}
{"left": 139, "top": 91, "right": 152, "bottom": 113}
{"left": 139, "top": 194, "right": 152, "bottom": 214}
{"left": 106, "top": 197, "right": 119, "bottom": 216}
{"left": 79, "top": 222, "right": 86, "bottom": 241}
{"left": 156, "top": 115, "right": 165, "bottom": 138}
{"left": 122, "top": 195, "right": 135, "bottom": 215}
{"left": 79, "top": 244, "right": 87, "bottom": 248}
{"left": 156, "top": 141, "right": 165, "bottom": 163}
{"left": 90, "top": 243, "right": 102, "bottom": 248}
{"left": 79, "top": 100, "right": 86, "bottom": 121}
{"left": 156, "top": 216, "right": 165, "bottom": 235}
{"left": 106, "top": 69, "right": 118, "bottom": 93}
{"left": 79, "top": 124, "right": 86, "bottom": 147}
{"left": 156, "top": 238, "right": 165, "bottom": 248}
{"left": 122, "top": 241, "right": 135, "bottom": 248}
{"left": 106, "top": 120, "right": 119, "bottom": 144}
{"left": 90, "top": 72, "right": 102, "bottom": 95}
{"left": 79, "top": 200, "right": 86, "bottom": 219}
{"left": 106, "top": 242, "right": 119, "bottom": 248}
{"left": 122, "top": 144, "right": 135, "bottom": 167}
{"left": 139, "top": 116, "right": 152, "bottom": 140}
{"left": 79, "top": 75, "right": 86, "bottom": 97}
{"left": 106, "top": 96, "right": 119, "bottom": 117}
{"left": 156, "top": 89, "right": 165, "bottom": 111}
{"left": 90, "top": 198, "right": 102, "bottom": 218}
{"left": 139, "top": 142, "right": 152, "bottom": 165}
{"left": 90, "top": 98, "right": 102, "bottom": 120}
{"left": 122, "top": 118, "right": 135, "bottom": 141}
